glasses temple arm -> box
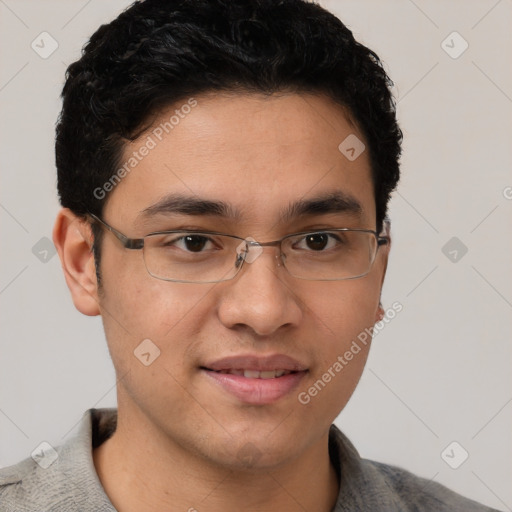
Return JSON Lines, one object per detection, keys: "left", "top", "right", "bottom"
{"left": 88, "top": 213, "right": 144, "bottom": 250}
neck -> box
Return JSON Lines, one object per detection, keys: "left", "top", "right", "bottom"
{"left": 93, "top": 404, "right": 339, "bottom": 512}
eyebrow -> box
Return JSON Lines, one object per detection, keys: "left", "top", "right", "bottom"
{"left": 139, "top": 190, "right": 363, "bottom": 223}
{"left": 281, "top": 191, "right": 363, "bottom": 222}
{"left": 140, "top": 194, "right": 242, "bottom": 221}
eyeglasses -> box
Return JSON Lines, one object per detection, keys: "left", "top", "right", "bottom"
{"left": 89, "top": 214, "right": 389, "bottom": 283}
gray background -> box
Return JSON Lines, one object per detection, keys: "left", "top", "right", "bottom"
{"left": 1, "top": 0, "right": 511, "bottom": 510}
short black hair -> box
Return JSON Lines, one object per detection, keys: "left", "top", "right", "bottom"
{"left": 55, "top": 0, "right": 402, "bottom": 276}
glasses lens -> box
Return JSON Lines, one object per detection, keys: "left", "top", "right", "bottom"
{"left": 282, "top": 230, "right": 378, "bottom": 280}
{"left": 142, "top": 232, "right": 241, "bottom": 283}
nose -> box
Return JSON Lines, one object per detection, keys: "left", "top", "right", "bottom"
{"left": 217, "top": 245, "right": 303, "bottom": 337}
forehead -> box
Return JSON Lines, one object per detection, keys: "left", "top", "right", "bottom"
{"left": 104, "top": 92, "right": 376, "bottom": 231}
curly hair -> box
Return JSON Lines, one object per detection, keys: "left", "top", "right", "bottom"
{"left": 56, "top": 0, "right": 402, "bottom": 269}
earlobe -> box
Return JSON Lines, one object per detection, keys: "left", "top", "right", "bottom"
{"left": 52, "top": 208, "right": 101, "bottom": 316}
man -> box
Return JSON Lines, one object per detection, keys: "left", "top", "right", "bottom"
{"left": 0, "top": 0, "right": 501, "bottom": 510}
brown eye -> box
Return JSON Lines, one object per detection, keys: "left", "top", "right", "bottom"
{"left": 183, "top": 235, "right": 209, "bottom": 252}
{"left": 158, "top": 234, "right": 215, "bottom": 253}
{"left": 305, "top": 233, "right": 329, "bottom": 251}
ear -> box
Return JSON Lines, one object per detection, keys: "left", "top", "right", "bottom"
{"left": 52, "top": 208, "right": 101, "bottom": 316}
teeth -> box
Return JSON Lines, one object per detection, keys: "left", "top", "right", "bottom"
{"left": 218, "top": 369, "right": 292, "bottom": 379}
{"left": 224, "top": 369, "right": 244, "bottom": 376}
{"left": 244, "top": 370, "right": 261, "bottom": 378}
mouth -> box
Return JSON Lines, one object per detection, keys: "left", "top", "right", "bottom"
{"left": 200, "top": 354, "right": 308, "bottom": 405}
{"left": 206, "top": 368, "right": 297, "bottom": 379}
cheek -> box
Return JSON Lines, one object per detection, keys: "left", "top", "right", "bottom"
{"left": 98, "top": 251, "right": 216, "bottom": 380}
{"left": 311, "top": 285, "right": 375, "bottom": 380}
{"left": 101, "top": 245, "right": 212, "bottom": 334}
{"left": 98, "top": 273, "right": 214, "bottom": 421}
{"left": 295, "top": 279, "right": 379, "bottom": 418}
{"left": 304, "top": 276, "right": 381, "bottom": 343}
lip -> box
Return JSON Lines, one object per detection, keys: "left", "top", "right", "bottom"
{"left": 202, "top": 354, "right": 308, "bottom": 372}
{"left": 201, "top": 354, "right": 308, "bottom": 405}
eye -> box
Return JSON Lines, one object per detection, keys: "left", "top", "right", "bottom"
{"left": 163, "top": 234, "right": 216, "bottom": 252}
{"left": 295, "top": 232, "right": 341, "bottom": 251}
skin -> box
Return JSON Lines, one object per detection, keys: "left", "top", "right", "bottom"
{"left": 53, "top": 92, "right": 389, "bottom": 512}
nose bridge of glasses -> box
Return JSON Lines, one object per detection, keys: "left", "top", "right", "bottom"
{"left": 235, "top": 237, "right": 283, "bottom": 265}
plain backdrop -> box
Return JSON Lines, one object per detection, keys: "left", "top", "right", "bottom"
{"left": 1, "top": 1, "right": 511, "bottom": 510}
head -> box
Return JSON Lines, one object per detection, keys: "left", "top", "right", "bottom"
{"left": 53, "top": 0, "right": 401, "bottom": 471}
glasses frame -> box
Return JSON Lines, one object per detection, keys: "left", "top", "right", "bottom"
{"left": 88, "top": 213, "right": 390, "bottom": 283}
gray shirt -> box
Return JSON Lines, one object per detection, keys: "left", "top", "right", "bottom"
{"left": 0, "top": 408, "right": 501, "bottom": 511}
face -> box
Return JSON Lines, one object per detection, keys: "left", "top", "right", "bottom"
{"left": 70, "top": 92, "right": 388, "bottom": 469}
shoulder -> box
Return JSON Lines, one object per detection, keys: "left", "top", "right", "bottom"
{"left": 0, "top": 452, "right": 68, "bottom": 511}
{"left": 362, "top": 458, "right": 501, "bottom": 512}
{"left": 328, "top": 425, "right": 501, "bottom": 512}
{"left": 0, "top": 457, "right": 27, "bottom": 503}
{"left": 0, "top": 408, "right": 117, "bottom": 512}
